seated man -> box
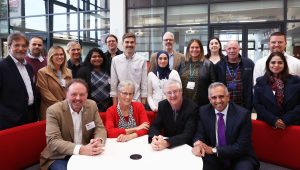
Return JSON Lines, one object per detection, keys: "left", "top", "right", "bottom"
{"left": 192, "top": 82, "right": 259, "bottom": 170}
{"left": 148, "top": 79, "right": 198, "bottom": 151}
{"left": 40, "top": 79, "right": 107, "bottom": 170}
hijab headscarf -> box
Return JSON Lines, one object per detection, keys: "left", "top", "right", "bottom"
{"left": 153, "top": 50, "right": 171, "bottom": 80}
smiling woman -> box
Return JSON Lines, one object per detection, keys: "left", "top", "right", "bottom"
{"left": 76, "top": 48, "right": 112, "bottom": 112}
{"left": 105, "top": 80, "right": 150, "bottom": 142}
{"left": 36, "top": 46, "right": 72, "bottom": 120}
{"left": 254, "top": 51, "right": 300, "bottom": 128}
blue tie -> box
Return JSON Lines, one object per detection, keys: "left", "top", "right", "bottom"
{"left": 217, "top": 113, "right": 226, "bottom": 146}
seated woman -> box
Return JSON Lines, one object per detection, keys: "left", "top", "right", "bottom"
{"left": 77, "top": 48, "right": 112, "bottom": 112}
{"left": 37, "top": 46, "right": 72, "bottom": 120}
{"left": 254, "top": 52, "right": 300, "bottom": 129}
{"left": 105, "top": 80, "right": 150, "bottom": 142}
{"left": 147, "top": 50, "right": 181, "bottom": 112}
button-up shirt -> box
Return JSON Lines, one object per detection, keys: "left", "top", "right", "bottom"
{"left": 10, "top": 55, "right": 34, "bottom": 105}
{"left": 110, "top": 53, "right": 148, "bottom": 101}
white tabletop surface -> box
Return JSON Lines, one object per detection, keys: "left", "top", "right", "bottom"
{"left": 67, "top": 135, "right": 202, "bottom": 170}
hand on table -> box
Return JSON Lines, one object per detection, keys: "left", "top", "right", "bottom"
{"left": 151, "top": 135, "right": 169, "bottom": 151}
{"left": 80, "top": 138, "right": 104, "bottom": 156}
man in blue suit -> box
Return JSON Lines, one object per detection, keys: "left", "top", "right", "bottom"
{"left": 0, "top": 32, "right": 37, "bottom": 130}
{"left": 192, "top": 82, "right": 259, "bottom": 170}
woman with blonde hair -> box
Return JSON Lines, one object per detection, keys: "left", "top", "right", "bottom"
{"left": 37, "top": 46, "right": 72, "bottom": 119}
{"left": 180, "top": 39, "right": 215, "bottom": 106}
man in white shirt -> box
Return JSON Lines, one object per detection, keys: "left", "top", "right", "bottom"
{"left": 253, "top": 32, "right": 300, "bottom": 84}
{"left": 40, "top": 79, "right": 106, "bottom": 170}
{"left": 110, "top": 32, "right": 148, "bottom": 105}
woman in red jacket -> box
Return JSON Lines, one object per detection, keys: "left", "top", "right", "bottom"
{"left": 105, "top": 80, "right": 150, "bottom": 142}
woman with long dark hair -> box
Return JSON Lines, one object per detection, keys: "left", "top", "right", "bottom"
{"left": 205, "top": 37, "right": 224, "bottom": 64}
{"left": 254, "top": 52, "right": 300, "bottom": 129}
{"left": 77, "top": 48, "right": 112, "bottom": 111}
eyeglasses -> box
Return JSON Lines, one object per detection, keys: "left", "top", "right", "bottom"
{"left": 165, "top": 89, "right": 180, "bottom": 96}
{"left": 120, "top": 92, "right": 134, "bottom": 97}
{"left": 163, "top": 39, "right": 174, "bottom": 42}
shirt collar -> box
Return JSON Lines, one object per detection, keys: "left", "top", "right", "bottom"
{"left": 10, "top": 53, "right": 26, "bottom": 65}
{"left": 68, "top": 103, "right": 84, "bottom": 114}
{"left": 214, "top": 104, "right": 229, "bottom": 117}
{"left": 27, "top": 53, "right": 44, "bottom": 61}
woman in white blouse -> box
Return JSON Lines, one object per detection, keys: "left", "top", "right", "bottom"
{"left": 147, "top": 50, "right": 181, "bottom": 112}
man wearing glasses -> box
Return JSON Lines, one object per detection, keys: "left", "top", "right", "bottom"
{"left": 104, "top": 34, "right": 123, "bottom": 74}
{"left": 148, "top": 79, "right": 198, "bottom": 151}
{"left": 149, "top": 32, "right": 185, "bottom": 72}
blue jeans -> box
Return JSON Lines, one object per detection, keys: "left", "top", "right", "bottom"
{"left": 49, "top": 156, "right": 71, "bottom": 170}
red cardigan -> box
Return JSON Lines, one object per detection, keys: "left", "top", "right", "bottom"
{"left": 105, "top": 102, "right": 150, "bottom": 138}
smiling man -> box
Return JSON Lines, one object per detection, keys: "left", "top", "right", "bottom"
{"left": 66, "top": 41, "right": 82, "bottom": 78}
{"left": 40, "top": 79, "right": 106, "bottom": 170}
{"left": 149, "top": 32, "right": 185, "bottom": 72}
{"left": 110, "top": 32, "right": 148, "bottom": 105}
{"left": 0, "top": 32, "right": 37, "bottom": 130}
{"left": 148, "top": 79, "right": 197, "bottom": 151}
{"left": 192, "top": 82, "right": 259, "bottom": 170}
{"left": 25, "top": 36, "right": 47, "bottom": 83}
{"left": 215, "top": 40, "right": 254, "bottom": 111}
{"left": 104, "top": 34, "right": 123, "bottom": 74}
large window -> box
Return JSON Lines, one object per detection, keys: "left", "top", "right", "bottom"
{"left": 127, "top": 0, "right": 300, "bottom": 60}
{"left": 210, "top": 0, "right": 283, "bottom": 23}
{"left": 0, "top": 0, "right": 110, "bottom": 58}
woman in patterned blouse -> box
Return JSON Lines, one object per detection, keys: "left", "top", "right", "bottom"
{"left": 77, "top": 48, "right": 112, "bottom": 111}
{"left": 105, "top": 80, "right": 150, "bottom": 142}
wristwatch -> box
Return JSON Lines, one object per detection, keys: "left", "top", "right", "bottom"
{"left": 212, "top": 147, "right": 217, "bottom": 154}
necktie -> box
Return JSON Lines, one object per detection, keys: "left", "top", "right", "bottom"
{"left": 173, "top": 110, "right": 177, "bottom": 122}
{"left": 217, "top": 113, "right": 226, "bottom": 146}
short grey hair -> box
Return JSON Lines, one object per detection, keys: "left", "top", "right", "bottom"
{"left": 208, "top": 82, "right": 229, "bottom": 97}
{"left": 66, "top": 41, "right": 81, "bottom": 52}
{"left": 117, "top": 80, "right": 135, "bottom": 93}
{"left": 163, "top": 79, "right": 182, "bottom": 93}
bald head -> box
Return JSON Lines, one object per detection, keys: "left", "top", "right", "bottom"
{"left": 225, "top": 40, "right": 240, "bottom": 63}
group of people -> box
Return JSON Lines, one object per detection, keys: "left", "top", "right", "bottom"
{"left": 1, "top": 30, "right": 300, "bottom": 170}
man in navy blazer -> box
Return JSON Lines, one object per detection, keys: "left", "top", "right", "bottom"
{"left": 148, "top": 79, "right": 198, "bottom": 150}
{"left": 192, "top": 82, "right": 259, "bottom": 170}
{"left": 0, "top": 32, "right": 37, "bottom": 130}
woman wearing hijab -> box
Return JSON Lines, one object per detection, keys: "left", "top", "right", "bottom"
{"left": 147, "top": 50, "right": 181, "bottom": 112}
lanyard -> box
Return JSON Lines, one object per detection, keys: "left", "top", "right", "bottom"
{"left": 226, "top": 63, "right": 240, "bottom": 80}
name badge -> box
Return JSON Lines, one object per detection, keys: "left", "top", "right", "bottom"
{"left": 186, "top": 81, "right": 195, "bottom": 90}
{"left": 228, "top": 82, "right": 237, "bottom": 90}
{"left": 85, "top": 121, "right": 96, "bottom": 131}
{"left": 61, "top": 79, "right": 66, "bottom": 87}
{"left": 38, "top": 57, "right": 44, "bottom": 62}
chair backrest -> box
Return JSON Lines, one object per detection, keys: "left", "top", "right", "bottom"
{"left": 252, "top": 119, "right": 300, "bottom": 170}
{"left": 0, "top": 120, "right": 46, "bottom": 170}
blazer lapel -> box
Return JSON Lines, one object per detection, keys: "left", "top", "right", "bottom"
{"left": 81, "top": 106, "right": 89, "bottom": 141}
{"left": 260, "top": 78, "right": 277, "bottom": 105}
{"left": 208, "top": 107, "right": 217, "bottom": 145}
{"left": 225, "top": 104, "right": 235, "bottom": 144}
{"left": 7, "top": 56, "right": 27, "bottom": 90}
{"left": 62, "top": 101, "right": 75, "bottom": 142}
